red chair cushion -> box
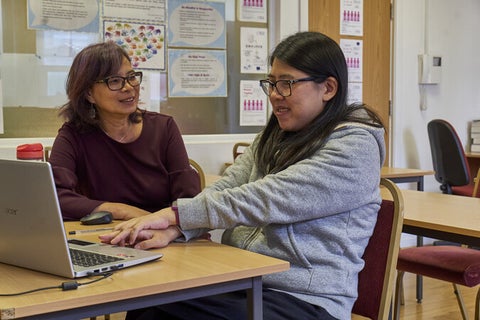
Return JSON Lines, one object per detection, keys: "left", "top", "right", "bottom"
{"left": 397, "top": 246, "right": 480, "bottom": 287}
{"left": 353, "top": 200, "right": 394, "bottom": 319}
{"left": 452, "top": 184, "right": 474, "bottom": 197}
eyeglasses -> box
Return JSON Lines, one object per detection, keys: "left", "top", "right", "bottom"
{"left": 259, "top": 77, "right": 321, "bottom": 97}
{"left": 96, "top": 71, "right": 143, "bottom": 91}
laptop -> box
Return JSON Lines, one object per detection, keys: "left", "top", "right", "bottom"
{"left": 0, "top": 159, "right": 162, "bottom": 278}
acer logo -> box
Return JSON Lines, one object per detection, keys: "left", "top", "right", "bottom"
{"left": 5, "top": 208, "right": 18, "bottom": 215}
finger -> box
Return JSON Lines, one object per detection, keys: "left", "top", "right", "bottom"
{"left": 98, "top": 230, "right": 120, "bottom": 243}
{"left": 135, "top": 238, "right": 168, "bottom": 250}
{"left": 109, "top": 228, "right": 134, "bottom": 245}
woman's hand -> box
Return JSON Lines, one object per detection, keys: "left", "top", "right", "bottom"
{"left": 99, "top": 207, "right": 177, "bottom": 246}
{"left": 102, "top": 226, "right": 181, "bottom": 249}
{"left": 94, "top": 202, "right": 151, "bottom": 220}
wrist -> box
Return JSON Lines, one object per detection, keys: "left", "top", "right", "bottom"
{"left": 171, "top": 201, "right": 179, "bottom": 226}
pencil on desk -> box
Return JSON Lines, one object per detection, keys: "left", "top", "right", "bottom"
{"left": 68, "top": 227, "right": 114, "bottom": 235}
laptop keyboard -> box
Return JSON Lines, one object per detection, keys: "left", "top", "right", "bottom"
{"left": 70, "top": 248, "right": 123, "bottom": 267}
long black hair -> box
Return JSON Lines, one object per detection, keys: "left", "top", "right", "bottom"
{"left": 256, "top": 32, "right": 384, "bottom": 175}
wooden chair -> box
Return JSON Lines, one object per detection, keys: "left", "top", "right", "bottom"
{"left": 232, "top": 142, "right": 251, "bottom": 160}
{"left": 395, "top": 245, "right": 480, "bottom": 320}
{"left": 473, "top": 168, "right": 480, "bottom": 198}
{"left": 189, "top": 158, "right": 206, "bottom": 190}
{"left": 351, "top": 178, "right": 404, "bottom": 320}
{"left": 224, "top": 142, "right": 251, "bottom": 169}
{"left": 44, "top": 146, "right": 52, "bottom": 162}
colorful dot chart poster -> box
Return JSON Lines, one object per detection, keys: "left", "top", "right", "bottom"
{"left": 237, "top": 0, "right": 267, "bottom": 23}
{"left": 103, "top": 22, "right": 166, "bottom": 70}
{"left": 240, "top": 80, "right": 268, "bottom": 126}
{"left": 167, "top": 0, "right": 226, "bottom": 49}
{"left": 168, "top": 49, "right": 227, "bottom": 97}
{"left": 27, "top": 0, "right": 99, "bottom": 32}
{"left": 340, "top": 0, "right": 363, "bottom": 36}
{"left": 340, "top": 39, "right": 363, "bottom": 83}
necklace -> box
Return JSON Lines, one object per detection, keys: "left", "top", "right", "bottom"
{"left": 101, "top": 122, "right": 133, "bottom": 143}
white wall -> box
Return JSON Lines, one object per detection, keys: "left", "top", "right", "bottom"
{"left": 393, "top": 0, "right": 480, "bottom": 246}
{"left": 392, "top": 0, "right": 480, "bottom": 193}
{"left": 0, "top": 134, "right": 256, "bottom": 175}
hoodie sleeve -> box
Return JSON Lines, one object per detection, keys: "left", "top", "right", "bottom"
{"left": 177, "top": 124, "right": 385, "bottom": 230}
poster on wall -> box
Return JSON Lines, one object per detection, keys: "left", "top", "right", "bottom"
{"left": 240, "top": 27, "right": 268, "bottom": 74}
{"left": 340, "top": 39, "right": 363, "bottom": 83}
{"left": 102, "top": 0, "right": 166, "bottom": 23}
{"left": 340, "top": 0, "right": 363, "bottom": 36}
{"left": 27, "top": 0, "right": 99, "bottom": 32}
{"left": 347, "top": 82, "right": 362, "bottom": 104}
{"left": 239, "top": 80, "right": 267, "bottom": 126}
{"left": 168, "top": 49, "right": 227, "bottom": 97}
{"left": 237, "top": 0, "right": 267, "bottom": 23}
{"left": 167, "top": 0, "right": 226, "bottom": 49}
{"left": 103, "top": 21, "right": 166, "bottom": 70}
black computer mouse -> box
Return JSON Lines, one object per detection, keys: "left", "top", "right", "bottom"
{"left": 80, "top": 211, "right": 113, "bottom": 225}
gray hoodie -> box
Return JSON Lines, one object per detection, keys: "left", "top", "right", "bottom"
{"left": 178, "top": 122, "right": 386, "bottom": 320}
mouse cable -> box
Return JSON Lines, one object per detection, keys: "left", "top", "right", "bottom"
{"left": 0, "top": 271, "right": 113, "bottom": 296}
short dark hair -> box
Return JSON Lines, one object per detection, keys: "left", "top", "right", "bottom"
{"left": 59, "top": 41, "right": 141, "bottom": 130}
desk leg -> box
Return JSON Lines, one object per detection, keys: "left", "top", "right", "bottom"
{"left": 416, "top": 177, "right": 424, "bottom": 303}
{"left": 246, "top": 276, "right": 263, "bottom": 320}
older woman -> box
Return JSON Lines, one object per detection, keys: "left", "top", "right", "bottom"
{"left": 49, "top": 41, "right": 200, "bottom": 228}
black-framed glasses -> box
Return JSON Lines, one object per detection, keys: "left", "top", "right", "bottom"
{"left": 259, "top": 77, "right": 321, "bottom": 97}
{"left": 96, "top": 71, "right": 143, "bottom": 91}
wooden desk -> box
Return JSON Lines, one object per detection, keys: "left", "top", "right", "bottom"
{"left": 381, "top": 188, "right": 480, "bottom": 246}
{"left": 398, "top": 189, "right": 480, "bottom": 247}
{"left": 0, "top": 223, "right": 289, "bottom": 320}
{"left": 381, "top": 167, "right": 434, "bottom": 191}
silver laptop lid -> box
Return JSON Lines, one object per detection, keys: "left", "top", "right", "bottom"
{"left": 0, "top": 159, "right": 76, "bottom": 278}
{"left": 0, "top": 159, "right": 162, "bottom": 278}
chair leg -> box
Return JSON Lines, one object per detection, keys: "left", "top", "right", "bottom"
{"left": 475, "top": 287, "right": 480, "bottom": 320}
{"left": 453, "top": 283, "right": 469, "bottom": 320}
{"left": 394, "top": 271, "right": 405, "bottom": 320}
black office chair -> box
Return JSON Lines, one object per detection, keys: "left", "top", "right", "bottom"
{"left": 428, "top": 119, "right": 475, "bottom": 249}
{"left": 428, "top": 119, "right": 473, "bottom": 196}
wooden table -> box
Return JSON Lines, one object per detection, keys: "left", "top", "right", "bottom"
{"left": 382, "top": 187, "right": 480, "bottom": 302}
{"left": 381, "top": 167, "right": 434, "bottom": 191}
{"left": 397, "top": 189, "right": 480, "bottom": 247}
{"left": 0, "top": 223, "right": 289, "bottom": 320}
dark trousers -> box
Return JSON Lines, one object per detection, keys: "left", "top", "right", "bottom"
{"left": 125, "top": 289, "right": 337, "bottom": 320}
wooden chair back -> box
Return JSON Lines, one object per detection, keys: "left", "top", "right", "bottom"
{"left": 189, "top": 158, "right": 206, "bottom": 190}
{"left": 352, "top": 178, "right": 404, "bottom": 320}
{"left": 232, "top": 142, "right": 251, "bottom": 160}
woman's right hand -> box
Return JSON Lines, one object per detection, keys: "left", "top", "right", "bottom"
{"left": 93, "top": 202, "right": 150, "bottom": 220}
{"left": 99, "top": 207, "right": 176, "bottom": 246}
